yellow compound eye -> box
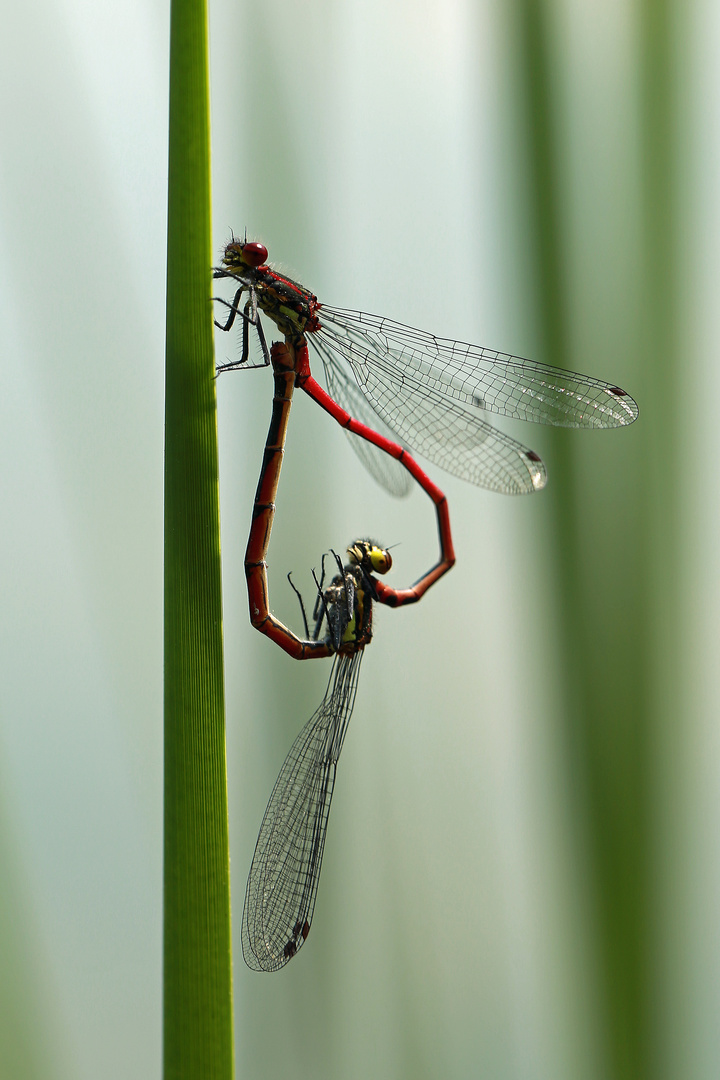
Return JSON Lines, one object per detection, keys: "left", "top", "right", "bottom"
{"left": 369, "top": 546, "right": 392, "bottom": 575}
{"left": 346, "top": 540, "right": 392, "bottom": 574}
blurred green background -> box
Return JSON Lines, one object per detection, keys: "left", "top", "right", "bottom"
{"left": 1, "top": 1, "right": 718, "bottom": 1077}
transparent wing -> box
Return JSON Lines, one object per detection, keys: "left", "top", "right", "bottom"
{"left": 320, "top": 307, "right": 638, "bottom": 427}
{"left": 313, "top": 340, "right": 413, "bottom": 497}
{"left": 242, "top": 652, "right": 363, "bottom": 972}
{"left": 313, "top": 325, "right": 545, "bottom": 494}
{"left": 313, "top": 306, "right": 637, "bottom": 493}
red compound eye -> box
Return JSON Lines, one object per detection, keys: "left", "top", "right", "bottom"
{"left": 242, "top": 242, "right": 268, "bottom": 268}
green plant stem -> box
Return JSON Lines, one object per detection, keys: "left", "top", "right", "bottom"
{"left": 513, "top": 4, "right": 665, "bottom": 1079}
{"left": 163, "top": 0, "right": 233, "bottom": 1076}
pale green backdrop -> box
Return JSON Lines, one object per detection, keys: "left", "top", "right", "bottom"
{"left": 0, "top": 2, "right": 718, "bottom": 1078}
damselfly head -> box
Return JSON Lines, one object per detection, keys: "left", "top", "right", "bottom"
{"left": 222, "top": 239, "right": 268, "bottom": 270}
{"left": 347, "top": 540, "right": 392, "bottom": 576}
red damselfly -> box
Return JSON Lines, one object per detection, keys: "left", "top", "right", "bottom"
{"left": 214, "top": 239, "right": 638, "bottom": 497}
{"left": 241, "top": 342, "right": 453, "bottom": 970}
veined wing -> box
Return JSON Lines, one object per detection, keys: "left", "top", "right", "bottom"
{"left": 319, "top": 307, "right": 639, "bottom": 429}
{"left": 311, "top": 336, "right": 413, "bottom": 498}
{"left": 242, "top": 652, "right": 362, "bottom": 972}
{"left": 316, "top": 314, "right": 547, "bottom": 494}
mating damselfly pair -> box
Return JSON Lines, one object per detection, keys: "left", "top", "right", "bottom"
{"left": 215, "top": 238, "right": 637, "bottom": 970}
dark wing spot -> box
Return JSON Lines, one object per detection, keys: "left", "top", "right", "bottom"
{"left": 608, "top": 386, "right": 627, "bottom": 397}
{"left": 525, "top": 449, "right": 542, "bottom": 462}
{"left": 472, "top": 394, "right": 486, "bottom": 408}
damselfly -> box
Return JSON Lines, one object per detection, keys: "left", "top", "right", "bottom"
{"left": 214, "top": 239, "right": 638, "bottom": 498}
{"left": 241, "top": 342, "right": 453, "bottom": 970}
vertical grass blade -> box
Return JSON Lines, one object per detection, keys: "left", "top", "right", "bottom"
{"left": 511, "top": 3, "right": 671, "bottom": 1078}
{"left": 163, "top": 0, "right": 233, "bottom": 1076}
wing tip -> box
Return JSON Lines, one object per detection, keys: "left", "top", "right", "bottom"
{"left": 524, "top": 449, "right": 547, "bottom": 493}
{"left": 605, "top": 387, "right": 640, "bottom": 426}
